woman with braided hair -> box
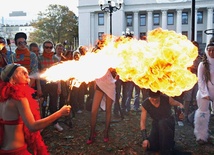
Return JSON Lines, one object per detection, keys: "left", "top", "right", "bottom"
{"left": 194, "top": 43, "right": 214, "bottom": 145}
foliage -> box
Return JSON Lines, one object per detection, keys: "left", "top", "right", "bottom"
{"left": 29, "top": 4, "right": 78, "bottom": 47}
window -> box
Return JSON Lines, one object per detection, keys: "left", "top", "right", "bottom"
{"left": 182, "top": 31, "right": 188, "bottom": 38}
{"left": 167, "top": 13, "right": 174, "bottom": 25}
{"left": 126, "top": 14, "right": 133, "bottom": 26}
{"left": 98, "top": 13, "right": 104, "bottom": 25}
{"left": 153, "top": 13, "right": 160, "bottom": 26}
{"left": 140, "top": 14, "right": 146, "bottom": 26}
{"left": 98, "top": 32, "right": 104, "bottom": 40}
{"left": 182, "top": 12, "right": 188, "bottom": 24}
{"left": 197, "top": 11, "right": 203, "bottom": 24}
{"left": 197, "top": 31, "right": 203, "bottom": 43}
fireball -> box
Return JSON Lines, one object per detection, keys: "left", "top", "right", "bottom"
{"left": 40, "top": 28, "right": 198, "bottom": 96}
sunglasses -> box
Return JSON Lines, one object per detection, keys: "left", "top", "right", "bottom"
{"left": 0, "top": 41, "right": 5, "bottom": 44}
{"left": 44, "top": 46, "right": 53, "bottom": 49}
{"left": 18, "top": 41, "right": 27, "bottom": 46}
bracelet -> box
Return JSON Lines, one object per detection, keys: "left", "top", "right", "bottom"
{"left": 141, "top": 129, "right": 148, "bottom": 141}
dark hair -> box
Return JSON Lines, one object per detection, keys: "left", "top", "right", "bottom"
{"left": 148, "top": 90, "right": 161, "bottom": 98}
{"left": 207, "top": 43, "right": 214, "bottom": 49}
{"left": 14, "top": 32, "right": 27, "bottom": 45}
{"left": 0, "top": 37, "right": 5, "bottom": 42}
{"left": 192, "top": 41, "right": 199, "bottom": 48}
{"left": 29, "top": 42, "right": 39, "bottom": 51}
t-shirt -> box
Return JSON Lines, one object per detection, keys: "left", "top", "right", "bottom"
{"left": 142, "top": 95, "right": 172, "bottom": 121}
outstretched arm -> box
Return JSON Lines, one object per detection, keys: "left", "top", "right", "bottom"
{"left": 169, "top": 97, "right": 184, "bottom": 108}
{"left": 17, "top": 97, "right": 71, "bottom": 132}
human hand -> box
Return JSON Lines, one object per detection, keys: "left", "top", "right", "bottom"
{"left": 178, "top": 103, "right": 184, "bottom": 109}
{"left": 60, "top": 105, "right": 71, "bottom": 116}
{"left": 142, "top": 140, "right": 150, "bottom": 151}
{"left": 179, "top": 111, "right": 185, "bottom": 120}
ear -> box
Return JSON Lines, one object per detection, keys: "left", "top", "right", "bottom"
{"left": 9, "top": 78, "right": 16, "bottom": 84}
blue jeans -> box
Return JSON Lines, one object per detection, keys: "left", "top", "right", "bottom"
{"left": 124, "top": 81, "right": 134, "bottom": 112}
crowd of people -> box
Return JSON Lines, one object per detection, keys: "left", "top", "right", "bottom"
{"left": 0, "top": 31, "right": 214, "bottom": 154}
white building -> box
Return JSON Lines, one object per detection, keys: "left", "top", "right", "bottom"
{"left": 78, "top": 0, "right": 214, "bottom": 48}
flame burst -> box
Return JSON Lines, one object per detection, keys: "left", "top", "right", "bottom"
{"left": 40, "top": 28, "right": 198, "bottom": 96}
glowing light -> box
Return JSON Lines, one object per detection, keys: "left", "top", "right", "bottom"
{"left": 40, "top": 28, "right": 198, "bottom": 96}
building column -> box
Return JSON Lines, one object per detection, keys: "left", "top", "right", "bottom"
{"left": 161, "top": 10, "right": 167, "bottom": 30}
{"left": 206, "top": 8, "right": 213, "bottom": 43}
{"left": 90, "top": 12, "right": 95, "bottom": 45}
{"left": 134, "top": 11, "right": 139, "bottom": 38}
{"left": 147, "top": 11, "right": 153, "bottom": 31}
{"left": 176, "top": 9, "right": 182, "bottom": 33}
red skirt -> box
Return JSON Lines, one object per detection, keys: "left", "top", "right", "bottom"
{"left": 0, "top": 144, "right": 31, "bottom": 155}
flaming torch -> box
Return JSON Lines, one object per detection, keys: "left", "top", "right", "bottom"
{"left": 40, "top": 28, "right": 198, "bottom": 97}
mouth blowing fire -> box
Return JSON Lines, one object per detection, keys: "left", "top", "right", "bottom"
{"left": 40, "top": 28, "right": 198, "bottom": 97}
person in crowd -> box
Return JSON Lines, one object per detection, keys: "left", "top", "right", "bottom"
{"left": 122, "top": 81, "right": 134, "bottom": 114}
{"left": 54, "top": 43, "right": 67, "bottom": 109}
{"left": 113, "top": 76, "right": 125, "bottom": 117}
{"left": 133, "top": 85, "right": 149, "bottom": 112}
{"left": 78, "top": 45, "right": 88, "bottom": 56}
{"left": 28, "top": 42, "right": 43, "bottom": 99}
{"left": 70, "top": 50, "right": 85, "bottom": 113}
{"left": 194, "top": 42, "right": 214, "bottom": 145}
{"left": 87, "top": 68, "right": 116, "bottom": 144}
{"left": 29, "top": 42, "right": 40, "bottom": 57}
{"left": 54, "top": 43, "right": 66, "bottom": 62}
{"left": 38, "top": 40, "right": 63, "bottom": 131}
{"left": 0, "top": 37, "right": 12, "bottom": 72}
{"left": 64, "top": 50, "right": 73, "bottom": 60}
{"left": 182, "top": 41, "right": 202, "bottom": 122}
{"left": 8, "top": 32, "right": 38, "bottom": 88}
{"left": 0, "top": 63, "right": 71, "bottom": 154}
{"left": 77, "top": 46, "right": 88, "bottom": 113}
{"left": 140, "top": 90, "right": 184, "bottom": 155}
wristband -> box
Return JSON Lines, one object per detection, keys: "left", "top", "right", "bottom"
{"left": 141, "top": 129, "right": 148, "bottom": 141}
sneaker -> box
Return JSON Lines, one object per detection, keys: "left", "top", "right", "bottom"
{"left": 77, "top": 110, "right": 83, "bottom": 114}
{"left": 54, "top": 123, "right": 63, "bottom": 131}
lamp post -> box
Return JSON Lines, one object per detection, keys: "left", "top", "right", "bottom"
{"left": 98, "top": 0, "right": 123, "bottom": 35}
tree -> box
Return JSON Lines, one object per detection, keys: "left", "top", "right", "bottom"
{"left": 29, "top": 4, "right": 78, "bottom": 49}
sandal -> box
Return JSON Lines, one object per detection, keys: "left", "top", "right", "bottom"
{"left": 86, "top": 132, "right": 97, "bottom": 145}
{"left": 86, "top": 138, "right": 94, "bottom": 144}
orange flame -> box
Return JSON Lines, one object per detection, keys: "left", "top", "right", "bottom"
{"left": 0, "top": 43, "right": 4, "bottom": 50}
{"left": 40, "top": 28, "right": 198, "bottom": 96}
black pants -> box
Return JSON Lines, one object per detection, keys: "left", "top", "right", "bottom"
{"left": 41, "top": 82, "right": 59, "bottom": 124}
{"left": 148, "top": 116, "right": 175, "bottom": 153}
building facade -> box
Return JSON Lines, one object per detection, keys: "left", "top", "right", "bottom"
{"left": 78, "top": 0, "right": 214, "bottom": 48}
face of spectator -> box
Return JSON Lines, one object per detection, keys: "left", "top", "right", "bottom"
{"left": 31, "top": 46, "right": 40, "bottom": 56}
{"left": 207, "top": 45, "right": 214, "bottom": 58}
{"left": 44, "top": 43, "right": 53, "bottom": 53}
{"left": 56, "top": 46, "right": 64, "bottom": 56}
{"left": 16, "top": 38, "right": 27, "bottom": 50}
